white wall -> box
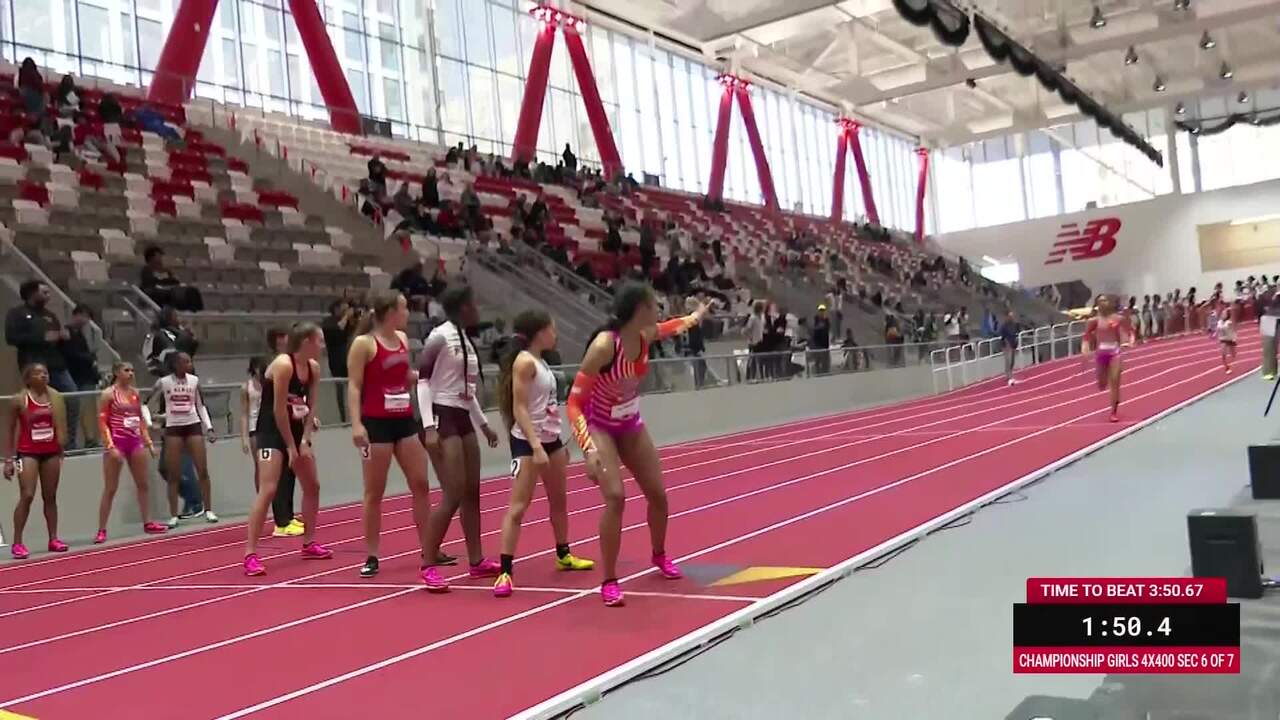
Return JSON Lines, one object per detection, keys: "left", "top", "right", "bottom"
{"left": 934, "top": 177, "right": 1280, "bottom": 299}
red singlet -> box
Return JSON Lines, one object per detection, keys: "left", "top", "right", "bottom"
{"left": 360, "top": 333, "right": 413, "bottom": 419}
{"left": 107, "top": 388, "right": 144, "bottom": 440}
{"left": 16, "top": 393, "right": 60, "bottom": 455}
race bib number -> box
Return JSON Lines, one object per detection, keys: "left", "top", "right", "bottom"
{"left": 510, "top": 458, "right": 522, "bottom": 478}
{"left": 359, "top": 445, "right": 371, "bottom": 461}
{"left": 288, "top": 396, "right": 309, "bottom": 420}
{"left": 610, "top": 397, "right": 640, "bottom": 420}
{"left": 259, "top": 448, "right": 273, "bottom": 461}
{"left": 31, "top": 426, "right": 55, "bottom": 442}
{"left": 169, "top": 393, "right": 193, "bottom": 414}
{"left": 384, "top": 391, "right": 411, "bottom": 413}
{"left": 123, "top": 415, "right": 141, "bottom": 430}
{"left": 1098, "top": 341, "right": 1119, "bottom": 351}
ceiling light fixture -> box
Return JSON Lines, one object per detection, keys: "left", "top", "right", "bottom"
{"left": 1174, "top": 101, "right": 1186, "bottom": 115}
{"left": 1124, "top": 46, "right": 1139, "bottom": 65}
{"left": 1173, "top": 0, "right": 1191, "bottom": 10}
{"left": 1238, "top": 90, "right": 1250, "bottom": 103}
{"left": 1090, "top": 6, "right": 1107, "bottom": 28}
{"left": 1200, "top": 31, "right": 1216, "bottom": 50}
{"left": 1220, "top": 62, "right": 1233, "bottom": 79}
{"left": 1153, "top": 76, "right": 1167, "bottom": 92}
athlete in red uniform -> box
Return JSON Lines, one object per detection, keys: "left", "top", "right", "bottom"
{"left": 3, "top": 364, "right": 68, "bottom": 558}
{"left": 346, "top": 290, "right": 438, "bottom": 581}
{"left": 1083, "top": 295, "right": 1134, "bottom": 422}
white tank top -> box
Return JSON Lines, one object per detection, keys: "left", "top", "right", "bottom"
{"left": 245, "top": 377, "right": 262, "bottom": 431}
{"left": 160, "top": 373, "right": 201, "bottom": 427}
{"left": 511, "top": 353, "right": 561, "bottom": 443}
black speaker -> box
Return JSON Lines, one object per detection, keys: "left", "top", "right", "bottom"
{"left": 1247, "top": 444, "right": 1280, "bottom": 499}
{"left": 1005, "top": 695, "right": 1099, "bottom": 720}
{"left": 1187, "top": 509, "right": 1264, "bottom": 599}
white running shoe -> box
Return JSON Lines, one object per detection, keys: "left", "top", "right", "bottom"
{"left": 205, "top": 510, "right": 219, "bottom": 523}
{"left": 166, "top": 516, "right": 180, "bottom": 529}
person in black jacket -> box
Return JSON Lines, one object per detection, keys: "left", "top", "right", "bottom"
{"left": 64, "top": 305, "right": 102, "bottom": 446}
{"left": 141, "top": 246, "right": 204, "bottom": 312}
{"left": 6, "top": 280, "right": 81, "bottom": 445}
{"left": 811, "top": 305, "right": 831, "bottom": 375}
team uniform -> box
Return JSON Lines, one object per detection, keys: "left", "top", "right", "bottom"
{"left": 417, "top": 322, "right": 487, "bottom": 437}
{"left": 103, "top": 387, "right": 147, "bottom": 456}
{"left": 359, "top": 334, "right": 418, "bottom": 444}
{"left": 244, "top": 377, "right": 262, "bottom": 440}
{"left": 1218, "top": 316, "right": 1237, "bottom": 347}
{"left": 15, "top": 393, "right": 61, "bottom": 463}
{"left": 510, "top": 353, "right": 565, "bottom": 459}
{"left": 255, "top": 356, "right": 311, "bottom": 453}
{"left": 575, "top": 332, "right": 647, "bottom": 444}
{"left": 158, "top": 373, "right": 209, "bottom": 437}
{"left": 1085, "top": 314, "right": 1130, "bottom": 369}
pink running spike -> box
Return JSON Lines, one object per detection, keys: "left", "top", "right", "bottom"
{"left": 47, "top": 538, "right": 69, "bottom": 552}
{"left": 421, "top": 566, "right": 450, "bottom": 593}
{"left": 243, "top": 554, "right": 266, "bottom": 576}
{"left": 10, "top": 543, "right": 29, "bottom": 560}
{"left": 601, "top": 580, "right": 625, "bottom": 607}
{"left": 93, "top": 530, "right": 107, "bottom": 544}
{"left": 468, "top": 558, "right": 501, "bottom": 578}
{"left": 651, "top": 553, "right": 682, "bottom": 580}
{"left": 142, "top": 521, "right": 168, "bottom": 534}
{"left": 300, "top": 541, "right": 332, "bottom": 559}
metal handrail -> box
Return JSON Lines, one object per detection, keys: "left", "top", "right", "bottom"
{"left": 928, "top": 319, "right": 1088, "bottom": 392}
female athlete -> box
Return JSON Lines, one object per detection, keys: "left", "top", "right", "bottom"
{"left": 240, "top": 357, "right": 264, "bottom": 489}
{"left": 3, "top": 363, "right": 68, "bottom": 558}
{"left": 567, "top": 282, "right": 707, "bottom": 606}
{"left": 416, "top": 285, "right": 501, "bottom": 592}
{"left": 96, "top": 361, "right": 166, "bottom": 541}
{"left": 492, "top": 310, "right": 593, "bottom": 598}
{"left": 1083, "top": 294, "right": 1134, "bottom": 422}
{"left": 242, "top": 323, "right": 332, "bottom": 575}
{"left": 148, "top": 352, "right": 217, "bottom": 526}
{"left": 1217, "top": 303, "right": 1237, "bottom": 373}
{"left": 346, "top": 290, "right": 437, "bottom": 581}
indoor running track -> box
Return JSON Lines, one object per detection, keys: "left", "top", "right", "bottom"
{"left": 0, "top": 329, "right": 1259, "bottom": 719}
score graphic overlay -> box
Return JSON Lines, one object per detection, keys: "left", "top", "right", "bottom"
{"left": 1013, "top": 578, "right": 1241, "bottom": 674}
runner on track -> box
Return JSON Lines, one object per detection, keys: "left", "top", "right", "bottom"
{"left": 3, "top": 363, "right": 68, "bottom": 558}
{"left": 415, "top": 285, "right": 501, "bottom": 592}
{"left": 1082, "top": 294, "right": 1134, "bottom": 423}
{"left": 346, "top": 290, "right": 438, "bottom": 582}
{"left": 95, "top": 361, "right": 166, "bottom": 542}
{"left": 242, "top": 323, "right": 332, "bottom": 575}
{"left": 1217, "top": 303, "right": 1237, "bottom": 373}
{"left": 492, "top": 310, "right": 594, "bottom": 598}
{"left": 566, "top": 282, "right": 708, "bottom": 607}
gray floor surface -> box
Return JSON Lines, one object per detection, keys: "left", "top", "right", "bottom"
{"left": 576, "top": 372, "right": 1280, "bottom": 720}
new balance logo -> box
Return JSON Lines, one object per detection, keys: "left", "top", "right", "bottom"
{"left": 1045, "top": 218, "right": 1121, "bottom": 265}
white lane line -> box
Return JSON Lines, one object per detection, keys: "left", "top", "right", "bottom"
{"left": 0, "top": 349, "right": 1245, "bottom": 710}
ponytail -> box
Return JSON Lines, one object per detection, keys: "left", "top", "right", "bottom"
{"left": 497, "top": 310, "right": 552, "bottom": 429}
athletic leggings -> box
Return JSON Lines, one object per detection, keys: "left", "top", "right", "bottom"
{"left": 272, "top": 465, "right": 296, "bottom": 528}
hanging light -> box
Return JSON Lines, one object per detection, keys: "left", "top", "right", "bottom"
{"left": 1174, "top": 101, "right": 1186, "bottom": 115}
{"left": 1090, "top": 5, "right": 1107, "bottom": 28}
{"left": 1219, "top": 62, "right": 1233, "bottom": 79}
{"left": 1153, "top": 75, "right": 1167, "bottom": 92}
{"left": 1124, "top": 46, "right": 1139, "bottom": 65}
{"left": 1238, "top": 90, "right": 1250, "bottom": 103}
{"left": 1199, "top": 31, "right": 1216, "bottom": 50}
{"left": 1173, "top": 0, "right": 1191, "bottom": 10}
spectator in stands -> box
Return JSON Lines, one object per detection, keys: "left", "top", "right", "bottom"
{"left": 390, "top": 182, "right": 421, "bottom": 232}
{"left": 132, "top": 104, "right": 182, "bottom": 144}
{"left": 392, "top": 260, "right": 433, "bottom": 312}
{"left": 64, "top": 304, "right": 101, "bottom": 446}
{"left": 421, "top": 168, "right": 440, "bottom": 208}
{"left": 562, "top": 143, "right": 577, "bottom": 174}
{"left": 322, "top": 300, "right": 356, "bottom": 423}
{"left": 811, "top": 305, "right": 832, "bottom": 375}
{"left": 444, "top": 144, "right": 460, "bottom": 165}
{"left": 435, "top": 201, "right": 464, "bottom": 238}
{"left": 53, "top": 74, "right": 79, "bottom": 116}
{"left": 5, "top": 280, "right": 79, "bottom": 445}
{"left": 17, "top": 58, "right": 71, "bottom": 156}
{"left": 841, "top": 329, "right": 864, "bottom": 371}
{"left": 141, "top": 246, "right": 204, "bottom": 312}
{"left": 460, "top": 182, "right": 482, "bottom": 233}
{"left": 143, "top": 306, "right": 199, "bottom": 379}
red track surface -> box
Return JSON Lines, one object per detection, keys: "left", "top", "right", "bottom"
{"left": 0, "top": 330, "right": 1258, "bottom": 719}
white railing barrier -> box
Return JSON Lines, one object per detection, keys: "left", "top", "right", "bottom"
{"left": 929, "top": 320, "right": 1088, "bottom": 392}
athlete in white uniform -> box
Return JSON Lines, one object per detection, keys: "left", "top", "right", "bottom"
{"left": 491, "top": 311, "right": 593, "bottom": 598}
{"left": 147, "top": 352, "right": 216, "bottom": 525}
{"left": 1217, "top": 306, "right": 1238, "bottom": 373}
{"left": 239, "top": 356, "right": 264, "bottom": 490}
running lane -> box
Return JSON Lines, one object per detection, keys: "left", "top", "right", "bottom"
{"left": 0, "top": 331, "right": 1253, "bottom": 719}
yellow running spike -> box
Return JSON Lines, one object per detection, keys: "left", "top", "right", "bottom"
{"left": 0, "top": 710, "right": 39, "bottom": 719}
{"left": 710, "top": 566, "right": 824, "bottom": 587}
